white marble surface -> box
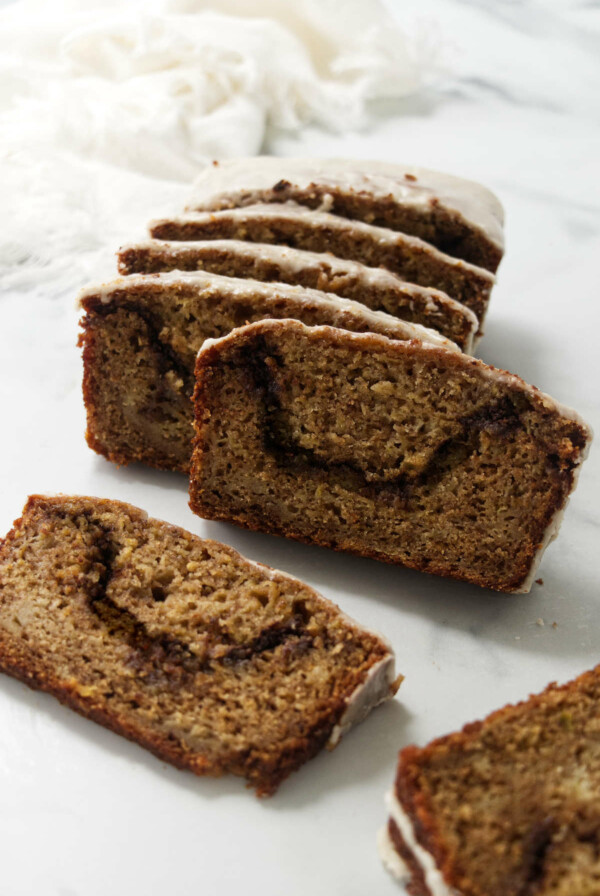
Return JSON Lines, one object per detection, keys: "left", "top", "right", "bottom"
{"left": 0, "top": 2, "right": 599, "bottom": 895}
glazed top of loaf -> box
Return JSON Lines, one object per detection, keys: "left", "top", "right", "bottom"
{"left": 186, "top": 157, "right": 505, "bottom": 251}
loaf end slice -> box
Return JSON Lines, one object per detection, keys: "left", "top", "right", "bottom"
{"left": 0, "top": 495, "right": 400, "bottom": 795}
{"left": 380, "top": 665, "right": 600, "bottom": 895}
{"left": 185, "top": 157, "right": 505, "bottom": 272}
{"left": 189, "top": 319, "right": 591, "bottom": 593}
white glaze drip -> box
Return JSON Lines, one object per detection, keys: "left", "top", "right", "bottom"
{"left": 377, "top": 824, "right": 411, "bottom": 884}
{"left": 327, "top": 655, "right": 399, "bottom": 747}
{"left": 381, "top": 791, "right": 459, "bottom": 896}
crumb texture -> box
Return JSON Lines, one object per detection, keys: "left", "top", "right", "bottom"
{"left": 79, "top": 277, "right": 426, "bottom": 472}
{"left": 190, "top": 320, "right": 589, "bottom": 592}
{"left": 0, "top": 495, "right": 391, "bottom": 794}
{"left": 394, "top": 666, "right": 600, "bottom": 895}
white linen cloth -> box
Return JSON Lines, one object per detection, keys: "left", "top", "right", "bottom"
{"left": 0, "top": 0, "right": 438, "bottom": 297}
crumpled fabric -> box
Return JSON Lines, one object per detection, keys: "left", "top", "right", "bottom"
{"left": 0, "top": 0, "right": 439, "bottom": 294}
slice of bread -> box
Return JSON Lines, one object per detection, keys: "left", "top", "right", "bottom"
{"left": 381, "top": 665, "right": 600, "bottom": 895}
{"left": 0, "top": 495, "right": 399, "bottom": 795}
{"left": 189, "top": 319, "right": 591, "bottom": 593}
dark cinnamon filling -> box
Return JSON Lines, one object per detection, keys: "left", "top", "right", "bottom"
{"left": 76, "top": 515, "right": 313, "bottom": 685}
{"left": 89, "top": 300, "right": 194, "bottom": 394}
{"left": 235, "top": 344, "right": 564, "bottom": 513}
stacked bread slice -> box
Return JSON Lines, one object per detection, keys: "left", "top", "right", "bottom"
{"left": 188, "top": 319, "right": 590, "bottom": 593}
{"left": 147, "top": 204, "right": 493, "bottom": 331}
{"left": 147, "top": 156, "right": 501, "bottom": 339}
{"left": 79, "top": 156, "right": 502, "bottom": 472}
{"left": 80, "top": 271, "right": 457, "bottom": 473}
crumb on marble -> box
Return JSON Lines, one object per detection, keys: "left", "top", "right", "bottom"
{"left": 535, "top": 578, "right": 543, "bottom": 585}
